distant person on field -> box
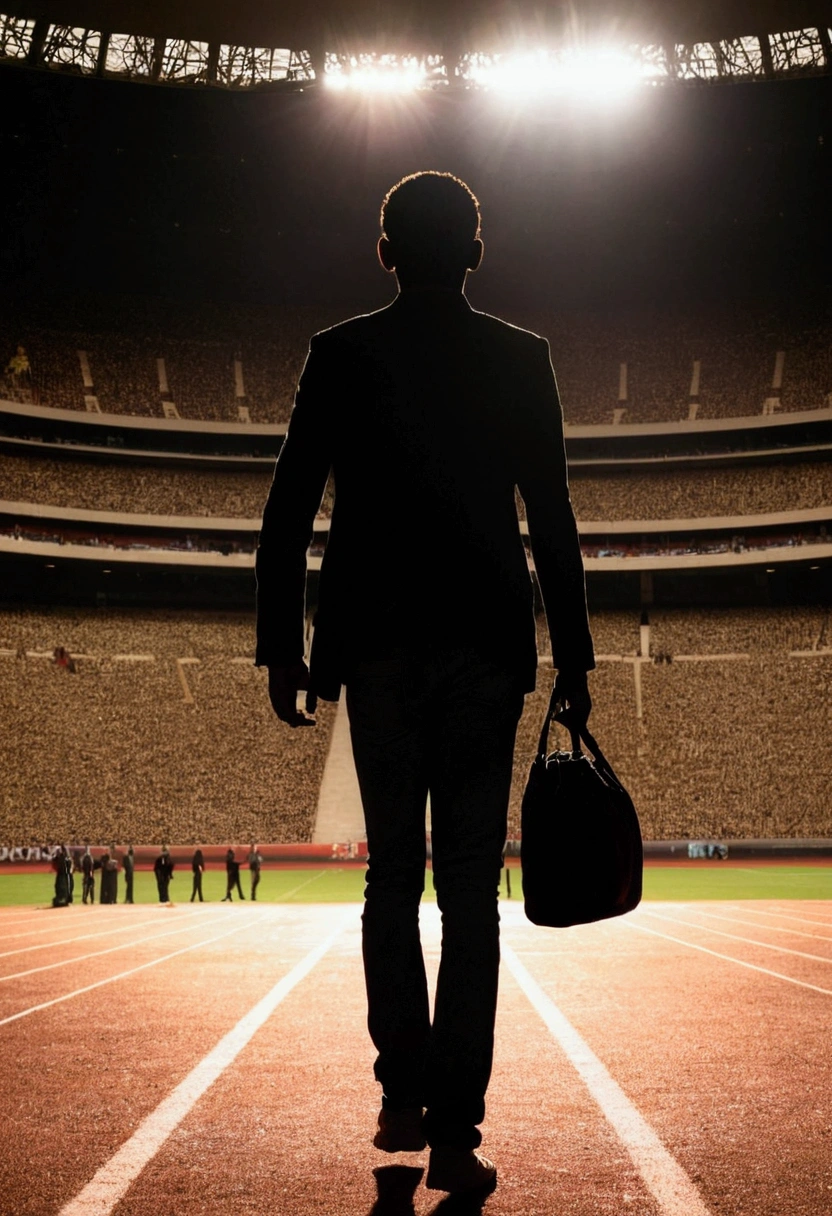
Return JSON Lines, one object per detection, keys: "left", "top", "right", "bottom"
{"left": 222, "top": 848, "right": 244, "bottom": 901}
{"left": 191, "top": 848, "right": 205, "bottom": 902}
{"left": 154, "top": 846, "right": 174, "bottom": 903}
{"left": 255, "top": 171, "right": 594, "bottom": 1194}
{"left": 123, "top": 845, "right": 135, "bottom": 904}
{"left": 82, "top": 846, "right": 95, "bottom": 904}
{"left": 52, "top": 845, "right": 72, "bottom": 908}
{"left": 248, "top": 843, "right": 262, "bottom": 901}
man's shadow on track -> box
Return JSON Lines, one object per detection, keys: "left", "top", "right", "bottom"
{"left": 369, "top": 1165, "right": 495, "bottom": 1216}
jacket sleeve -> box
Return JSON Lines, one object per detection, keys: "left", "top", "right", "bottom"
{"left": 254, "top": 334, "right": 334, "bottom": 668}
{"left": 516, "top": 337, "right": 595, "bottom": 673}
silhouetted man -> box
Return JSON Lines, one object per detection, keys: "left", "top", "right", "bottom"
{"left": 81, "top": 846, "right": 95, "bottom": 904}
{"left": 222, "top": 848, "right": 245, "bottom": 901}
{"left": 248, "top": 844, "right": 262, "bottom": 901}
{"left": 191, "top": 847, "right": 205, "bottom": 902}
{"left": 154, "top": 846, "right": 174, "bottom": 903}
{"left": 255, "top": 171, "right": 594, "bottom": 1194}
{"left": 123, "top": 844, "right": 135, "bottom": 904}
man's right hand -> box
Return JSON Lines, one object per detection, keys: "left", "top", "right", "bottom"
{"left": 553, "top": 669, "right": 592, "bottom": 731}
{"left": 267, "top": 663, "right": 318, "bottom": 727}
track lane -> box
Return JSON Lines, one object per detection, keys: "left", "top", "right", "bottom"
{"left": 681, "top": 905, "right": 832, "bottom": 942}
{"left": 1, "top": 905, "right": 356, "bottom": 1216}
{"left": 0, "top": 910, "right": 203, "bottom": 962}
{"left": 638, "top": 907, "right": 832, "bottom": 964}
{"left": 108, "top": 906, "right": 666, "bottom": 1216}
{"left": 501, "top": 902, "right": 832, "bottom": 1216}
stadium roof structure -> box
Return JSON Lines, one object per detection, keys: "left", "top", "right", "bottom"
{"left": 1, "top": 0, "right": 831, "bottom": 89}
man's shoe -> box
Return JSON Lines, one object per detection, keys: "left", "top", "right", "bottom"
{"left": 373, "top": 1107, "right": 427, "bottom": 1153}
{"left": 426, "top": 1147, "right": 497, "bottom": 1193}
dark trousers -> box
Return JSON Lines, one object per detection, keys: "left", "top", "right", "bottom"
{"left": 156, "top": 877, "right": 170, "bottom": 902}
{"left": 124, "top": 871, "right": 134, "bottom": 903}
{"left": 225, "top": 875, "right": 244, "bottom": 899}
{"left": 191, "top": 873, "right": 204, "bottom": 901}
{"left": 250, "top": 869, "right": 260, "bottom": 900}
{"left": 82, "top": 875, "right": 94, "bottom": 904}
{"left": 346, "top": 649, "right": 525, "bottom": 1151}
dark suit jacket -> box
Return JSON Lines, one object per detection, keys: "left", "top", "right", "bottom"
{"left": 255, "top": 290, "right": 594, "bottom": 699}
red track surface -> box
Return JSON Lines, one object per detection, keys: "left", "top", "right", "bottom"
{"left": 2, "top": 899, "right": 831, "bottom": 1216}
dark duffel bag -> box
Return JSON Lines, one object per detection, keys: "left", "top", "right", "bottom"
{"left": 521, "top": 688, "right": 643, "bottom": 927}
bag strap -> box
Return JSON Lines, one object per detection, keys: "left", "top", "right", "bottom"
{"left": 538, "top": 685, "right": 626, "bottom": 794}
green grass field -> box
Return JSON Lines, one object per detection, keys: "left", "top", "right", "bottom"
{"left": 2, "top": 863, "right": 830, "bottom": 907}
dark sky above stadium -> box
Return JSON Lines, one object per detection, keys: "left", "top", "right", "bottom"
{"left": 0, "top": 62, "right": 829, "bottom": 318}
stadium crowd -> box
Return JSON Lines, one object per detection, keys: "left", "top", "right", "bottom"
{"left": 510, "top": 606, "right": 832, "bottom": 840}
{"left": 0, "top": 606, "right": 829, "bottom": 846}
{"left": 4, "top": 303, "right": 831, "bottom": 425}
{"left": 0, "top": 608, "right": 334, "bottom": 846}
{"left": 2, "top": 450, "right": 831, "bottom": 526}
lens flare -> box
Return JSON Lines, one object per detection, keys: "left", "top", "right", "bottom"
{"left": 466, "top": 48, "right": 643, "bottom": 102}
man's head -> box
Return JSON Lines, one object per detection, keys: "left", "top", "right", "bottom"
{"left": 379, "top": 171, "right": 483, "bottom": 290}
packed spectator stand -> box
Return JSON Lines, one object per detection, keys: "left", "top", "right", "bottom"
{"left": 2, "top": 297, "right": 831, "bottom": 849}
{"left": 3, "top": 300, "right": 832, "bottom": 425}
{"left": 1, "top": 606, "right": 830, "bottom": 848}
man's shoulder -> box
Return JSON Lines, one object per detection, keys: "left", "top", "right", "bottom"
{"left": 469, "top": 307, "right": 549, "bottom": 354}
{"left": 309, "top": 304, "right": 395, "bottom": 349}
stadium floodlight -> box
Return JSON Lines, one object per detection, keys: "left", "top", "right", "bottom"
{"left": 466, "top": 47, "right": 643, "bottom": 101}
{"left": 324, "top": 54, "right": 427, "bottom": 94}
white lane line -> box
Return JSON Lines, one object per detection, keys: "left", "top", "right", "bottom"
{"left": 721, "top": 905, "right": 832, "bottom": 930}
{"left": 0, "top": 912, "right": 268, "bottom": 1027}
{"left": 639, "top": 910, "right": 832, "bottom": 964}
{"left": 627, "top": 922, "right": 832, "bottom": 997}
{"left": 502, "top": 943, "right": 712, "bottom": 1216}
{"left": 279, "top": 870, "right": 328, "bottom": 900}
{"left": 0, "top": 912, "right": 236, "bottom": 982}
{"left": 59, "top": 914, "right": 349, "bottom": 1216}
{"left": 0, "top": 906, "right": 204, "bottom": 944}
{"left": 0, "top": 914, "right": 181, "bottom": 960}
{"left": 669, "top": 906, "right": 832, "bottom": 944}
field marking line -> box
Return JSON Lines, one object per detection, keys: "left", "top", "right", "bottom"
{"left": 672, "top": 906, "right": 832, "bottom": 943}
{"left": 0, "top": 910, "right": 269, "bottom": 1028}
{"left": 279, "top": 870, "right": 328, "bottom": 900}
{"left": 626, "top": 922, "right": 832, "bottom": 997}
{"left": 0, "top": 910, "right": 240, "bottom": 983}
{"left": 0, "top": 904, "right": 205, "bottom": 943}
{"left": 502, "top": 944, "right": 713, "bottom": 1216}
{"left": 638, "top": 909, "right": 832, "bottom": 965}
{"left": 720, "top": 905, "right": 832, "bottom": 930}
{"left": 58, "top": 913, "right": 350, "bottom": 1216}
{"left": 0, "top": 913, "right": 189, "bottom": 960}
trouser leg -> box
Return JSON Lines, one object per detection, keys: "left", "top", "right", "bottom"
{"left": 347, "top": 661, "right": 431, "bottom": 1110}
{"left": 422, "top": 655, "right": 524, "bottom": 1150}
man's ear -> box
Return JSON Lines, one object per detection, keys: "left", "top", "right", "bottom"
{"left": 377, "top": 237, "right": 396, "bottom": 273}
{"left": 467, "top": 238, "right": 484, "bottom": 273}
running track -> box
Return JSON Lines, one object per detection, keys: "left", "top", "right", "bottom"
{"left": 2, "top": 899, "right": 831, "bottom": 1216}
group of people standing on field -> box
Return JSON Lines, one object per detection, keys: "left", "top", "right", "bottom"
{"left": 52, "top": 844, "right": 135, "bottom": 907}
{"left": 51, "top": 844, "right": 263, "bottom": 907}
{"left": 153, "top": 844, "right": 264, "bottom": 903}
{"left": 187, "top": 845, "right": 263, "bottom": 903}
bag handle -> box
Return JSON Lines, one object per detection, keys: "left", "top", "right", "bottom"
{"left": 538, "top": 684, "right": 624, "bottom": 793}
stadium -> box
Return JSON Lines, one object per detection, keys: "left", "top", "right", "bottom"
{"left": 1, "top": 0, "right": 831, "bottom": 1211}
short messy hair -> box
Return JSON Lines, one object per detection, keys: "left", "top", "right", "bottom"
{"left": 380, "top": 171, "right": 481, "bottom": 275}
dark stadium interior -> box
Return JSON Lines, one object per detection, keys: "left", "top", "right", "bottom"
{"left": 2, "top": 9, "right": 832, "bottom": 1216}
{"left": 1, "top": 29, "right": 832, "bottom": 851}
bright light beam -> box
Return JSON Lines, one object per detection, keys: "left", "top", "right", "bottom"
{"left": 469, "top": 47, "right": 643, "bottom": 103}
